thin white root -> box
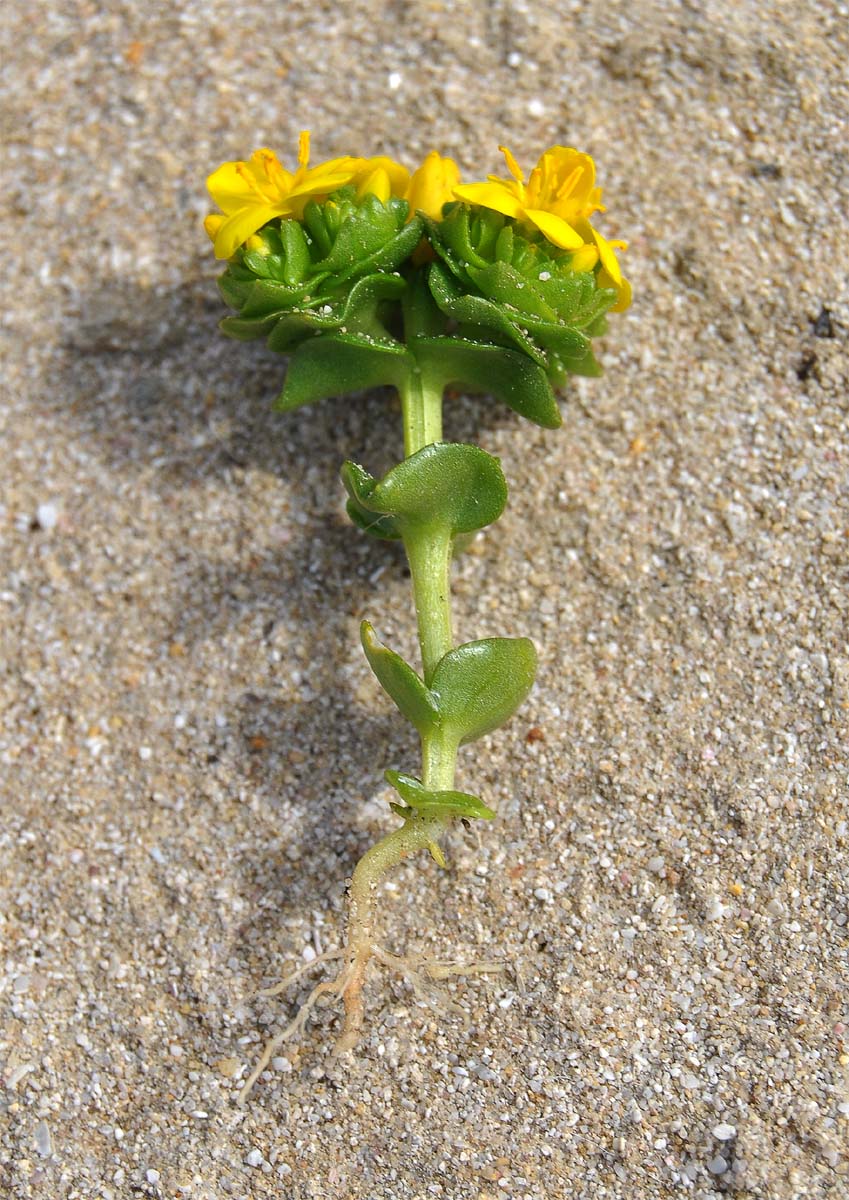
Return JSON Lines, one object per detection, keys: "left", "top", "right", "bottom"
{"left": 252, "top": 947, "right": 346, "bottom": 1000}
{"left": 239, "top": 946, "right": 505, "bottom": 1099}
{"left": 372, "top": 946, "right": 503, "bottom": 1017}
{"left": 422, "top": 959, "right": 504, "bottom": 980}
{"left": 238, "top": 962, "right": 354, "bottom": 1103}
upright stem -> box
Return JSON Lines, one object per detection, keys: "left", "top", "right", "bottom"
{"left": 339, "top": 311, "right": 460, "bottom": 1047}
{"left": 399, "top": 367, "right": 443, "bottom": 458}
{"left": 405, "top": 528, "right": 452, "bottom": 685}
{"left": 398, "top": 367, "right": 452, "bottom": 683}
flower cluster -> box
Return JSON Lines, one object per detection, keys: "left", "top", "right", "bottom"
{"left": 205, "top": 133, "right": 630, "bottom": 311}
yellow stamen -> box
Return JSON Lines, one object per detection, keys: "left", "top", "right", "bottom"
{"left": 499, "top": 144, "right": 525, "bottom": 185}
{"left": 298, "top": 130, "right": 310, "bottom": 169}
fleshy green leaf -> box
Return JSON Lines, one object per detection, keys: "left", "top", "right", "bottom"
{"left": 369, "top": 442, "right": 507, "bottom": 536}
{"left": 385, "top": 770, "right": 496, "bottom": 820}
{"left": 219, "top": 314, "right": 278, "bottom": 342}
{"left": 341, "top": 463, "right": 401, "bottom": 539}
{"left": 278, "top": 219, "right": 312, "bottom": 285}
{"left": 413, "top": 337, "right": 561, "bottom": 429}
{"left": 361, "top": 623, "right": 439, "bottom": 732}
{"left": 264, "top": 272, "right": 408, "bottom": 354}
{"left": 277, "top": 334, "right": 413, "bottom": 411}
{"left": 241, "top": 277, "right": 320, "bottom": 320}
{"left": 429, "top": 637, "right": 538, "bottom": 744}
{"left": 428, "top": 263, "right": 546, "bottom": 366}
{"left": 466, "top": 261, "right": 559, "bottom": 322}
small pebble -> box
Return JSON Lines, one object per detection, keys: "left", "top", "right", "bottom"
{"left": 36, "top": 502, "right": 59, "bottom": 529}
{"left": 713, "top": 1122, "right": 737, "bottom": 1140}
{"left": 708, "top": 1155, "right": 728, "bottom": 1174}
{"left": 245, "top": 1149, "right": 264, "bottom": 1167}
{"left": 34, "top": 1121, "right": 52, "bottom": 1157}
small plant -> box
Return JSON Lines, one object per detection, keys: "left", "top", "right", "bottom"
{"left": 203, "top": 134, "right": 630, "bottom": 1093}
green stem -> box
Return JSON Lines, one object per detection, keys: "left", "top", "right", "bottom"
{"left": 339, "top": 298, "right": 461, "bottom": 1049}
{"left": 399, "top": 367, "right": 443, "bottom": 458}
{"left": 404, "top": 527, "right": 452, "bottom": 686}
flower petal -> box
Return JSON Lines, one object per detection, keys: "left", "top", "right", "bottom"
{"left": 590, "top": 226, "right": 625, "bottom": 285}
{"left": 453, "top": 181, "right": 524, "bottom": 219}
{"left": 523, "top": 208, "right": 585, "bottom": 250}
{"left": 590, "top": 227, "right": 630, "bottom": 310}
{"left": 207, "top": 161, "right": 269, "bottom": 213}
{"left": 356, "top": 156, "right": 410, "bottom": 198}
{"left": 213, "top": 203, "right": 284, "bottom": 259}
{"left": 603, "top": 273, "right": 632, "bottom": 312}
{"left": 357, "top": 166, "right": 392, "bottom": 203}
{"left": 405, "top": 151, "right": 461, "bottom": 219}
{"left": 203, "top": 213, "right": 224, "bottom": 243}
{"left": 570, "top": 244, "right": 599, "bottom": 272}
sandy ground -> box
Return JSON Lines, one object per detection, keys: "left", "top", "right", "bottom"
{"left": 1, "top": 2, "right": 848, "bottom": 1198}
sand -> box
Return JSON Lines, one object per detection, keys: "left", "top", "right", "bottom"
{"left": 1, "top": 2, "right": 847, "bottom": 1197}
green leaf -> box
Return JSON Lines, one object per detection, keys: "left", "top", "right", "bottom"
{"left": 217, "top": 268, "right": 254, "bottom": 311}
{"left": 318, "top": 205, "right": 424, "bottom": 285}
{"left": 466, "top": 261, "right": 559, "bottom": 322}
{"left": 369, "top": 442, "right": 507, "bottom": 536}
{"left": 241, "top": 277, "right": 318, "bottom": 320}
{"left": 385, "top": 770, "right": 496, "bottom": 820}
{"left": 360, "top": 623, "right": 438, "bottom": 732}
{"left": 276, "top": 334, "right": 413, "bottom": 411}
{"left": 263, "top": 272, "right": 408, "bottom": 354}
{"left": 429, "top": 637, "right": 537, "bottom": 744}
{"left": 341, "top": 463, "right": 401, "bottom": 539}
{"left": 278, "top": 219, "right": 312, "bottom": 286}
{"left": 413, "top": 337, "right": 561, "bottom": 429}
{"left": 219, "top": 314, "right": 278, "bottom": 342}
{"left": 428, "top": 263, "right": 546, "bottom": 366}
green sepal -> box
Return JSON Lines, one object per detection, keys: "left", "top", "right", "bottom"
{"left": 368, "top": 442, "right": 507, "bottom": 537}
{"left": 360, "top": 622, "right": 439, "bottom": 731}
{"left": 412, "top": 336, "right": 561, "bottom": 429}
{"left": 429, "top": 637, "right": 538, "bottom": 745}
{"left": 277, "top": 332, "right": 413, "bottom": 412}
{"left": 385, "top": 770, "right": 496, "bottom": 821}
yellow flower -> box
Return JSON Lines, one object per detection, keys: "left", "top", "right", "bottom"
{"left": 404, "top": 151, "right": 462, "bottom": 220}
{"left": 205, "top": 132, "right": 386, "bottom": 260}
{"left": 454, "top": 144, "right": 630, "bottom": 311}
{"left": 353, "top": 156, "right": 411, "bottom": 205}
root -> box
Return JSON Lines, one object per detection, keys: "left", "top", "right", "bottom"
{"left": 238, "top": 941, "right": 503, "bottom": 1100}
{"left": 252, "top": 947, "right": 346, "bottom": 1000}
{"left": 238, "top": 958, "right": 355, "bottom": 1103}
